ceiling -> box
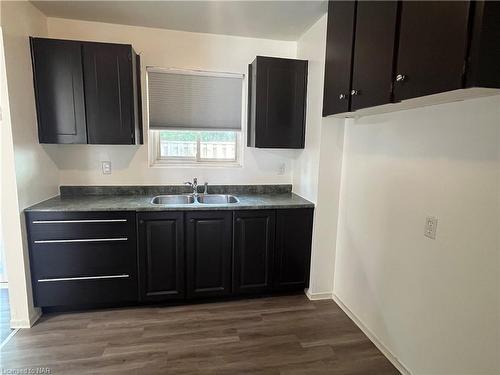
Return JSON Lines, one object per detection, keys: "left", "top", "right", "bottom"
{"left": 32, "top": 1, "right": 327, "bottom": 41}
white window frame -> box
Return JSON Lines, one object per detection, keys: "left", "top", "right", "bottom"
{"left": 147, "top": 67, "right": 245, "bottom": 168}
{"left": 150, "top": 130, "right": 242, "bottom": 167}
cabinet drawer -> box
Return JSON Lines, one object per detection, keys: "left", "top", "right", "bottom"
{"left": 27, "top": 211, "right": 134, "bottom": 241}
{"left": 35, "top": 275, "right": 138, "bottom": 307}
{"left": 26, "top": 211, "right": 139, "bottom": 307}
{"left": 31, "top": 240, "right": 137, "bottom": 279}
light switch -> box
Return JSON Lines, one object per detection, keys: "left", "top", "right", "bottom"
{"left": 101, "top": 161, "right": 112, "bottom": 175}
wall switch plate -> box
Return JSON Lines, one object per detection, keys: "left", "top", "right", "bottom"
{"left": 278, "top": 163, "right": 286, "bottom": 175}
{"left": 101, "top": 161, "right": 112, "bottom": 175}
{"left": 424, "top": 216, "right": 438, "bottom": 239}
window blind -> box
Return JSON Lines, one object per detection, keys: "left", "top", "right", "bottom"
{"left": 147, "top": 69, "right": 243, "bottom": 131}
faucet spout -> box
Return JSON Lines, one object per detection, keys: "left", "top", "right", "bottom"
{"left": 184, "top": 178, "right": 198, "bottom": 195}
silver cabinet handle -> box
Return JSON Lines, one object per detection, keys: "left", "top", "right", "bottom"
{"left": 34, "top": 238, "right": 128, "bottom": 244}
{"left": 339, "top": 93, "right": 347, "bottom": 100}
{"left": 32, "top": 219, "right": 127, "bottom": 224}
{"left": 38, "top": 274, "right": 130, "bottom": 282}
{"left": 396, "top": 74, "right": 406, "bottom": 82}
{"left": 351, "top": 89, "right": 360, "bottom": 96}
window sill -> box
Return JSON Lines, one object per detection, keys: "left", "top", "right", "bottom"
{"left": 150, "top": 160, "right": 242, "bottom": 169}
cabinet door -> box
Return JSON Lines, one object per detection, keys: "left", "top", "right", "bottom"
{"left": 254, "top": 57, "right": 307, "bottom": 148}
{"left": 138, "top": 212, "right": 184, "bottom": 301}
{"left": 83, "top": 42, "right": 135, "bottom": 144}
{"left": 274, "top": 208, "right": 313, "bottom": 291}
{"left": 186, "top": 211, "right": 232, "bottom": 298}
{"left": 322, "top": 1, "right": 356, "bottom": 116}
{"left": 465, "top": 1, "right": 500, "bottom": 89}
{"left": 30, "top": 38, "right": 87, "bottom": 144}
{"left": 350, "top": 1, "right": 398, "bottom": 111}
{"left": 394, "top": 1, "right": 470, "bottom": 101}
{"left": 233, "top": 210, "right": 275, "bottom": 294}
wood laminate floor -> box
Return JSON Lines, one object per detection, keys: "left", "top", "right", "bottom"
{"left": 0, "top": 287, "right": 13, "bottom": 343}
{"left": 0, "top": 295, "right": 399, "bottom": 374}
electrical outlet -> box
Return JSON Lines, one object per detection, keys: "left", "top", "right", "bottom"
{"left": 424, "top": 216, "right": 438, "bottom": 239}
{"left": 101, "top": 161, "right": 112, "bottom": 175}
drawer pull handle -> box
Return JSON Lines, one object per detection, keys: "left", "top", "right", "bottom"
{"left": 32, "top": 219, "right": 127, "bottom": 224}
{"left": 38, "top": 274, "right": 130, "bottom": 282}
{"left": 34, "top": 238, "right": 128, "bottom": 244}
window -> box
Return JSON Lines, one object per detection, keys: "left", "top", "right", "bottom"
{"left": 147, "top": 67, "right": 243, "bottom": 166}
{"left": 152, "top": 130, "right": 239, "bottom": 164}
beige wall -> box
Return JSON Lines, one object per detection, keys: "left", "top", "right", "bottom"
{"left": 0, "top": 0, "right": 59, "bottom": 327}
{"left": 334, "top": 95, "right": 500, "bottom": 374}
{"left": 45, "top": 17, "right": 298, "bottom": 186}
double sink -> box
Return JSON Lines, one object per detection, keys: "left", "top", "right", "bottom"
{"left": 151, "top": 194, "right": 239, "bottom": 205}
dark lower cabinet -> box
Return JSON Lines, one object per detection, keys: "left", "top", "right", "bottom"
{"left": 233, "top": 210, "right": 275, "bottom": 294}
{"left": 26, "top": 207, "right": 314, "bottom": 309}
{"left": 186, "top": 211, "right": 232, "bottom": 298}
{"left": 274, "top": 208, "right": 314, "bottom": 291}
{"left": 137, "top": 212, "right": 184, "bottom": 301}
{"left": 25, "top": 211, "right": 138, "bottom": 307}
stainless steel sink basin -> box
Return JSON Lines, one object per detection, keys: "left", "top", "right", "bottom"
{"left": 197, "top": 194, "right": 239, "bottom": 204}
{"left": 151, "top": 195, "right": 195, "bottom": 205}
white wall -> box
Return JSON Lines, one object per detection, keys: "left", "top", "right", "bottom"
{"left": 0, "top": 0, "right": 59, "bottom": 327}
{"left": 295, "top": 15, "right": 344, "bottom": 298}
{"left": 293, "top": 16, "right": 323, "bottom": 203}
{"left": 45, "top": 18, "right": 298, "bottom": 186}
{"left": 334, "top": 96, "right": 500, "bottom": 375}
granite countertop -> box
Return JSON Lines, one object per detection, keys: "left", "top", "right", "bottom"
{"left": 25, "top": 185, "right": 314, "bottom": 212}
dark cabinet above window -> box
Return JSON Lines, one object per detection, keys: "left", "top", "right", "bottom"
{"left": 247, "top": 56, "right": 308, "bottom": 149}
{"left": 322, "top": 1, "right": 500, "bottom": 117}
{"left": 30, "top": 37, "right": 143, "bottom": 145}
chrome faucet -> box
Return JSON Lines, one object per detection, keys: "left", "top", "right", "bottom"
{"left": 184, "top": 177, "right": 198, "bottom": 195}
{"left": 203, "top": 182, "right": 208, "bottom": 194}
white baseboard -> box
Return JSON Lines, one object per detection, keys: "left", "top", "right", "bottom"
{"left": 10, "top": 307, "right": 42, "bottom": 328}
{"left": 332, "top": 293, "right": 412, "bottom": 375}
{"left": 305, "top": 288, "right": 333, "bottom": 300}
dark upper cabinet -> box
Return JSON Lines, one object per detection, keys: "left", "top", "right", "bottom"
{"left": 465, "top": 1, "right": 500, "bottom": 89}
{"left": 83, "top": 42, "right": 139, "bottom": 144}
{"left": 323, "top": 1, "right": 500, "bottom": 115}
{"left": 137, "top": 212, "right": 185, "bottom": 301}
{"left": 30, "top": 38, "right": 87, "bottom": 144}
{"left": 248, "top": 56, "right": 308, "bottom": 149}
{"left": 233, "top": 210, "right": 275, "bottom": 294}
{"left": 322, "top": 1, "right": 356, "bottom": 116}
{"left": 350, "top": 1, "right": 398, "bottom": 111}
{"left": 322, "top": 1, "right": 398, "bottom": 115}
{"left": 186, "top": 211, "right": 232, "bottom": 298}
{"left": 274, "top": 208, "right": 314, "bottom": 291}
{"left": 30, "top": 37, "right": 142, "bottom": 145}
{"left": 393, "top": 1, "right": 471, "bottom": 101}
